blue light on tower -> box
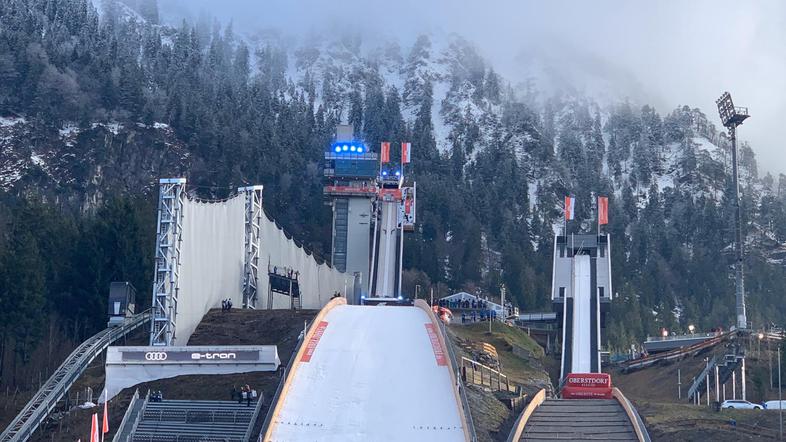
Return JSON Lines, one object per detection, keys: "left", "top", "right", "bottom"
{"left": 350, "top": 145, "right": 357, "bottom": 152}
{"left": 357, "top": 146, "right": 364, "bottom": 153}
{"left": 342, "top": 145, "right": 349, "bottom": 151}
{"left": 334, "top": 146, "right": 341, "bottom": 153}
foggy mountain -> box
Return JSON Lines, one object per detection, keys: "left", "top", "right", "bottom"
{"left": 2, "top": 0, "right": 786, "bottom": 384}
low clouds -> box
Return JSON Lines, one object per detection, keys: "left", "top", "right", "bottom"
{"left": 163, "top": 0, "right": 786, "bottom": 173}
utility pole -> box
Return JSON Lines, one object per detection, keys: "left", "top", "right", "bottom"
{"left": 715, "top": 365, "right": 720, "bottom": 403}
{"left": 742, "top": 356, "right": 747, "bottom": 401}
{"left": 779, "top": 345, "right": 783, "bottom": 440}
{"left": 716, "top": 92, "right": 750, "bottom": 330}
{"left": 678, "top": 369, "right": 681, "bottom": 399}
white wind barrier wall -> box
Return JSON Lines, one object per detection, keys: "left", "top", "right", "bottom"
{"left": 170, "top": 191, "right": 351, "bottom": 345}
{"left": 175, "top": 195, "right": 246, "bottom": 345}
{"left": 258, "top": 212, "right": 351, "bottom": 310}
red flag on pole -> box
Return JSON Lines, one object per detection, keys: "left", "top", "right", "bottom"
{"left": 565, "top": 196, "right": 575, "bottom": 221}
{"left": 90, "top": 413, "right": 99, "bottom": 442}
{"left": 380, "top": 142, "right": 390, "bottom": 163}
{"left": 401, "top": 142, "right": 411, "bottom": 164}
{"left": 102, "top": 396, "right": 109, "bottom": 438}
{"left": 598, "top": 196, "right": 609, "bottom": 225}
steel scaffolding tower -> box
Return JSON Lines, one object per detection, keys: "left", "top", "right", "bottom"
{"left": 240, "top": 185, "right": 263, "bottom": 309}
{"left": 150, "top": 178, "right": 187, "bottom": 346}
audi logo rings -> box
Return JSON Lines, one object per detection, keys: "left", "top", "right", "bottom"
{"left": 145, "top": 352, "right": 168, "bottom": 361}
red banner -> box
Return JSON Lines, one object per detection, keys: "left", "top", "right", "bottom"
{"left": 381, "top": 142, "right": 390, "bottom": 163}
{"left": 401, "top": 142, "right": 411, "bottom": 164}
{"left": 598, "top": 196, "right": 609, "bottom": 225}
{"left": 425, "top": 324, "right": 448, "bottom": 366}
{"left": 565, "top": 196, "right": 575, "bottom": 221}
{"left": 301, "top": 321, "right": 329, "bottom": 362}
{"left": 102, "top": 399, "right": 109, "bottom": 434}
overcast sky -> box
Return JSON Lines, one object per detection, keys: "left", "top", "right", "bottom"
{"left": 163, "top": 0, "right": 786, "bottom": 175}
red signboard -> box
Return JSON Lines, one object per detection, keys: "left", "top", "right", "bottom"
{"left": 301, "top": 321, "right": 329, "bottom": 362}
{"left": 561, "top": 373, "right": 612, "bottom": 399}
{"left": 379, "top": 188, "right": 402, "bottom": 201}
{"left": 324, "top": 185, "right": 377, "bottom": 194}
{"left": 425, "top": 324, "right": 448, "bottom": 366}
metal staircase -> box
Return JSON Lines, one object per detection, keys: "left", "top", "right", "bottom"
{"left": 687, "top": 346, "right": 744, "bottom": 403}
{"left": 1, "top": 311, "right": 151, "bottom": 442}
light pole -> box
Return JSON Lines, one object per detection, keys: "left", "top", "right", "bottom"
{"left": 716, "top": 92, "right": 750, "bottom": 330}
{"left": 779, "top": 345, "right": 783, "bottom": 440}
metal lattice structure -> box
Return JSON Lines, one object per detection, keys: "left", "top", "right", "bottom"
{"left": 150, "top": 178, "right": 187, "bottom": 346}
{"left": 239, "top": 185, "right": 263, "bottom": 309}
{"left": 0, "top": 312, "right": 150, "bottom": 442}
{"left": 716, "top": 92, "right": 750, "bottom": 331}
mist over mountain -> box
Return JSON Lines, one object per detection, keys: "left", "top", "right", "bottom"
{"left": 2, "top": 0, "right": 786, "bottom": 387}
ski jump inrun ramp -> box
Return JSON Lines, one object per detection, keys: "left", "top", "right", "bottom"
{"left": 264, "top": 298, "right": 472, "bottom": 442}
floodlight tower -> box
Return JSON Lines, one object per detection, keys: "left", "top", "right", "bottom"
{"left": 716, "top": 91, "right": 750, "bottom": 330}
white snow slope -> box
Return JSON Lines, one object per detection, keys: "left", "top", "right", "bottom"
{"left": 266, "top": 303, "right": 467, "bottom": 442}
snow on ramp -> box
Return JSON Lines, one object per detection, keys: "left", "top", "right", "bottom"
{"left": 265, "top": 300, "right": 468, "bottom": 441}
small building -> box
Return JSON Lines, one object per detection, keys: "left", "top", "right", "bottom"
{"left": 438, "top": 292, "right": 513, "bottom": 318}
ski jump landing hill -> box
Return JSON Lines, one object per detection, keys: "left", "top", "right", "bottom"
{"left": 263, "top": 297, "right": 472, "bottom": 442}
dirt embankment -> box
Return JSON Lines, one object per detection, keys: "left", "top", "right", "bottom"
{"left": 447, "top": 322, "right": 553, "bottom": 442}
{"left": 610, "top": 337, "right": 783, "bottom": 441}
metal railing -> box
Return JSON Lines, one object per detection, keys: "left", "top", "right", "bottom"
{"left": 243, "top": 391, "right": 266, "bottom": 442}
{"left": 113, "top": 389, "right": 148, "bottom": 442}
{"left": 1, "top": 311, "right": 151, "bottom": 442}
{"left": 258, "top": 320, "right": 311, "bottom": 440}
{"left": 687, "top": 355, "right": 718, "bottom": 402}
{"left": 438, "top": 321, "right": 478, "bottom": 442}
{"left": 461, "top": 357, "right": 512, "bottom": 392}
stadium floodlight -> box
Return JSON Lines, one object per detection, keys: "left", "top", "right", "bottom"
{"left": 357, "top": 146, "right": 364, "bottom": 153}
{"left": 342, "top": 145, "right": 349, "bottom": 151}
{"left": 716, "top": 91, "right": 750, "bottom": 330}
{"left": 716, "top": 92, "right": 749, "bottom": 128}
{"left": 334, "top": 146, "right": 341, "bottom": 153}
{"left": 350, "top": 145, "right": 357, "bottom": 152}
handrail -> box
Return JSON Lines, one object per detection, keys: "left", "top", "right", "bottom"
{"left": 461, "top": 356, "right": 510, "bottom": 392}
{"left": 416, "top": 299, "right": 474, "bottom": 442}
{"left": 112, "top": 389, "right": 140, "bottom": 442}
{"left": 612, "top": 387, "right": 651, "bottom": 442}
{"left": 687, "top": 355, "right": 718, "bottom": 401}
{"left": 437, "top": 318, "right": 477, "bottom": 442}
{"left": 127, "top": 390, "right": 150, "bottom": 440}
{"left": 257, "top": 318, "right": 310, "bottom": 440}
{"left": 1, "top": 310, "right": 151, "bottom": 442}
{"left": 505, "top": 388, "right": 546, "bottom": 442}
{"left": 243, "top": 387, "right": 266, "bottom": 442}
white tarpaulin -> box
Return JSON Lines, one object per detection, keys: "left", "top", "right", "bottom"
{"left": 172, "top": 193, "right": 350, "bottom": 344}
{"left": 175, "top": 196, "right": 246, "bottom": 345}
{"left": 258, "top": 212, "right": 350, "bottom": 310}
